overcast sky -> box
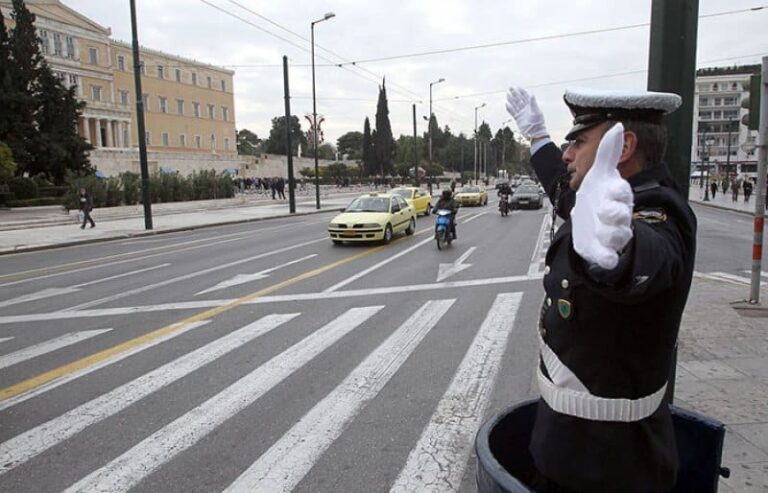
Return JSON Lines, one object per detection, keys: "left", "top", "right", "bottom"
{"left": 64, "top": 0, "right": 768, "bottom": 146}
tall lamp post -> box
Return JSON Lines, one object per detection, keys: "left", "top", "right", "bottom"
{"left": 311, "top": 12, "right": 335, "bottom": 210}
{"left": 428, "top": 78, "right": 445, "bottom": 193}
{"left": 474, "top": 103, "right": 486, "bottom": 184}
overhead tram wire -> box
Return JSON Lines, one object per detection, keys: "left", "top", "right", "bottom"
{"left": 196, "top": 0, "right": 421, "bottom": 103}
{"left": 225, "top": 0, "right": 424, "bottom": 102}
{"left": 432, "top": 51, "right": 768, "bottom": 103}
{"left": 315, "top": 5, "right": 768, "bottom": 67}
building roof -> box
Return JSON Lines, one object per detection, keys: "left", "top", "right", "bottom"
{"left": 0, "top": 0, "right": 111, "bottom": 35}
{"left": 111, "top": 39, "right": 235, "bottom": 75}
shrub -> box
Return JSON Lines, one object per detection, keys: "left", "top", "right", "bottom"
{"left": 9, "top": 177, "right": 39, "bottom": 200}
{"left": 121, "top": 172, "right": 140, "bottom": 205}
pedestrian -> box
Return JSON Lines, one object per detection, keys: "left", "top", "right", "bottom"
{"left": 731, "top": 178, "right": 740, "bottom": 202}
{"left": 78, "top": 187, "right": 96, "bottom": 229}
{"left": 744, "top": 179, "right": 753, "bottom": 203}
{"left": 710, "top": 180, "right": 717, "bottom": 199}
{"left": 277, "top": 177, "right": 286, "bottom": 199}
{"left": 270, "top": 177, "right": 277, "bottom": 200}
{"left": 506, "top": 86, "right": 696, "bottom": 493}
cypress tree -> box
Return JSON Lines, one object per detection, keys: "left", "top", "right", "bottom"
{"left": 373, "top": 79, "right": 395, "bottom": 176}
{"left": 361, "top": 117, "right": 374, "bottom": 176}
{"left": 0, "top": 10, "right": 12, "bottom": 141}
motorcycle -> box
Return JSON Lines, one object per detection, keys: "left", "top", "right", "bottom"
{"left": 499, "top": 193, "right": 510, "bottom": 216}
{"left": 434, "top": 209, "right": 454, "bottom": 250}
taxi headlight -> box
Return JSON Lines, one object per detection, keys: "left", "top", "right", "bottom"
{"left": 360, "top": 223, "right": 380, "bottom": 228}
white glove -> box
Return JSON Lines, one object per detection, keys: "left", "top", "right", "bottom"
{"left": 505, "top": 87, "right": 549, "bottom": 140}
{"left": 571, "top": 123, "right": 634, "bottom": 270}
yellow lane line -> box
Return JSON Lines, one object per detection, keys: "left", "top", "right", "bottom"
{"left": 0, "top": 244, "right": 385, "bottom": 402}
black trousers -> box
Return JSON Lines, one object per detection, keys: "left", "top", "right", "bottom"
{"left": 81, "top": 210, "right": 95, "bottom": 228}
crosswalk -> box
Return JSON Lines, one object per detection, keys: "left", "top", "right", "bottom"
{"left": 0, "top": 293, "right": 525, "bottom": 492}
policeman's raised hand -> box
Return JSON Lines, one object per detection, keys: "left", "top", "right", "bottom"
{"left": 505, "top": 87, "right": 549, "bottom": 140}
{"left": 571, "top": 123, "right": 634, "bottom": 270}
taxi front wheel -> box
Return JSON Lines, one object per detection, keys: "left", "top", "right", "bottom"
{"left": 406, "top": 217, "right": 415, "bottom": 235}
{"left": 383, "top": 224, "right": 393, "bottom": 244}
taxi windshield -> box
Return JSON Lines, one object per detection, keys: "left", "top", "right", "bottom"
{"left": 345, "top": 197, "right": 390, "bottom": 213}
{"left": 460, "top": 187, "right": 480, "bottom": 193}
{"left": 390, "top": 189, "right": 412, "bottom": 199}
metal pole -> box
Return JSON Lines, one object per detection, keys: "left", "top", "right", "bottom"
{"left": 749, "top": 57, "right": 768, "bottom": 304}
{"left": 311, "top": 23, "right": 320, "bottom": 209}
{"left": 429, "top": 84, "right": 433, "bottom": 191}
{"left": 474, "top": 108, "right": 478, "bottom": 184}
{"left": 129, "top": 0, "right": 152, "bottom": 230}
{"left": 704, "top": 125, "right": 711, "bottom": 201}
{"left": 283, "top": 56, "right": 296, "bottom": 214}
{"left": 412, "top": 104, "right": 418, "bottom": 186}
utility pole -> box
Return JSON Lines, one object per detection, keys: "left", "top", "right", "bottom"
{"left": 749, "top": 57, "right": 768, "bottom": 304}
{"left": 283, "top": 56, "right": 296, "bottom": 214}
{"left": 129, "top": 0, "right": 152, "bottom": 229}
{"left": 412, "top": 104, "right": 418, "bottom": 186}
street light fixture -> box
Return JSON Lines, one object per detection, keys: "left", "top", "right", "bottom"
{"left": 311, "top": 12, "right": 335, "bottom": 210}
{"left": 428, "top": 78, "right": 445, "bottom": 194}
{"left": 474, "top": 103, "right": 486, "bottom": 184}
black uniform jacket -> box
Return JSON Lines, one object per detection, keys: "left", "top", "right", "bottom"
{"left": 530, "top": 142, "right": 697, "bottom": 493}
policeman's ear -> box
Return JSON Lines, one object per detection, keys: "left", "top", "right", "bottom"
{"left": 618, "top": 130, "right": 639, "bottom": 165}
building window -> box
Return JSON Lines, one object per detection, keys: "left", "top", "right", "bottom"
{"left": 119, "top": 90, "right": 129, "bottom": 106}
{"left": 712, "top": 83, "right": 718, "bottom": 92}
{"left": 714, "top": 98, "right": 722, "bottom": 106}
{"left": 180, "top": 134, "right": 187, "bottom": 147}
{"left": 40, "top": 30, "right": 50, "bottom": 55}
{"left": 222, "top": 106, "right": 229, "bottom": 122}
{"left": 207, "top": 104, "right": 215, "bottom": 120}
{"left": 157, "top": 64, "right": 165, "bottom": 79}
{"left": 224, "top": 137, "right": 230, "bottom": 151}
{"left": 195, "top": 135, "right": 202, "bottom": 149}
{"left": 159, "top": 97, "right": 167, "bottom": 113}
{"left": 117, "top": 55, "right": 125, "bottom": 71}
{"left": 191, "top": 72, "right": 197, "bottom": 85}
{"left": 193, "top": 102, "right": 200, "bottom": 118}
{"left": 53, "top": 33, "right": 63, "bottom": 56}
{"left": 91, "top": 85, "right": 102, "bottom": 102}
{"left": 699, "top": 111, "right": 712, "bottom": 120}
{"left": 175, "top": 68, "right": 181, "bottom": 82}
{"left": 176, "top": 99, "right": 184, "bottom": 115}
{"left": 143, "top": 93, "right": 150, "bottom": 111}
{"left": 162, "top": 132, "right": 169, "bottom": 146}
{"left": 699, "top": 96, "right": 709, "bottom": 106}
{"left": 732, "top": 83, "right": 739, "bottom": 90}
{"left": 65, "top": 36, "right": 75, "bottom": 59}
{"left": 221, "top": 79, "right": 226, "bottom": 91}
{"left": 723, "top": 109, "right": 738, "bottom": 120}
{"left": 210, "top": 134, "right": 216, "bottom": 150}
{"left": 68, "top": 74, "right": 79, "bottom": 89}
{"left": 140, "top": 61, "right": 146, "bottom": 75}
{"left": 88, "top": 47, "right": 98, "bottom": 65}
{"left": 723, "top": 96, "right": 738, "bottom": 106}
{"left": 207, "top": 75, "right": 212, "bottom": 88}
{"left": 145, "top": 132, "right": 151, "bottom": 146}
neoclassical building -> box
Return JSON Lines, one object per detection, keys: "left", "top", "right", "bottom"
{"left": 1, "top": 0, "right": 241, "bottom": 176}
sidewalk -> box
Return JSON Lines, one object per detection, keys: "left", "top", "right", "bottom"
{"left": 0, "top": 185, "right": 766, "bottom": 490}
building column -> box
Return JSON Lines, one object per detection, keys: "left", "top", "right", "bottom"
{"left": 94, "top": 119, "right": 103, "bottom": 148}
{"left": 106, "top": 120, "right": 114, "bottom": 147}
{"left": 82, "top": 117, "right": 91, "bottom": 144}
{"left": 125, "top": 122, "right": 132, "bottom": 147}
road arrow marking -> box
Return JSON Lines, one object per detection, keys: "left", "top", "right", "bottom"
{"left": 0, "top": 329, "right": 112, "bottom": 370}
{"left": 0, "top": 264, "right": 170, "bottom": 310}
{"left": 197, "top": 254, "right": 317, "bottom": 295}
{"left": 436, "top": 247, "right": 476, "bottom": 282}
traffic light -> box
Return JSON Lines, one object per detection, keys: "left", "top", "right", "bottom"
{"left": 741, "top": 74, "right": 761, "bottom": 130}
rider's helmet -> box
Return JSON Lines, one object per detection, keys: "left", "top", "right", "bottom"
{"left": 441, "top": 189, "right": 452, "bottom": 200}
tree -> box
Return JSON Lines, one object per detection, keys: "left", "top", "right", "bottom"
{"left": 236, "top": 129, "right": 261, "bottom": 155}
{"left": 373, "top": 79, "right": 396, "bottom": 176}
{"left": 336, "top": 131, "right": 363, "bottom": 160}
{"left": 264, "top": 115, "right": 307, "bottom": 155}
{"left": 0, "top": 141, "right": 16, "bottom": 181}
{"left": 316, "top": 143, "right": 336, "bottom": 160}
{"left": 361, "top": 118, "right": 375, "bottom": 176}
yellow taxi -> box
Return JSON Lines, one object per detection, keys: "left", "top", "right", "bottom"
{"left": 328, "top": 193, "right": 416, "bottom": 245}
{"left": 390, "top": 187, "right": 433, "bottom": 216}
{"left": 454, "top": 185, "right": 488, "bottom": 206}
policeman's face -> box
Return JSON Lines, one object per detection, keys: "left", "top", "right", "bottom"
{"left": 562, "top": 123, "right": 610, "bottom": 191}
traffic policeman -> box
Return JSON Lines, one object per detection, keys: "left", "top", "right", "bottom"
{"left": 506, "top": 87, "right": 697, "bottom": 493}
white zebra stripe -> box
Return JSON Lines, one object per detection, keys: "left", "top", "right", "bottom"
{"left": 62, "top": 305, "right": 384, "bottom": 493}
{"left": 0, "top": 329, "right": 112, "bottom": 370}
{"left": 390, "top": 292, "right": 523, "bottom": 492}
{"left": 0, "top": 314, "right": 297, "bottom": 475}
{"left": 223, "top": 299, "right": 455, "bottom": 493}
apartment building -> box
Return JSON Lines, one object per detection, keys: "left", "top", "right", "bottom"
{"left": 1, "top": 0, "right": 240, "bottom": 176}
{"left": 691, "top": 65, "right": 760, "bottom": 178}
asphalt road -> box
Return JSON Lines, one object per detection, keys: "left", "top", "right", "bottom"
{"left": 0, "top": 198, "right": 759, "bottom": 492}
{"left": 0, "top": 197, "right": 549, "bottom": 493}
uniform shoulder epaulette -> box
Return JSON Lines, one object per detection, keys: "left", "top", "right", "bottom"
{"left": 633, "top": 181, "right": 661, "bottom": 193}
{"left": 633, "top": 207, "right": 667, "bottom": 223}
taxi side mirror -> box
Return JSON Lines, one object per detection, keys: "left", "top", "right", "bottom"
{"left": 391, "top": 204, "right": 401, "bottom": 213}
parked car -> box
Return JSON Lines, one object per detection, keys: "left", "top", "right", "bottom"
{"left": 328, "top": 193, "right": 416, "bottom": 245}
{"left": 509, "top": 184, "right": 544, "bottom": 210}
{"left": 390, "top": 187, "right": 432, "bottom": 216}
{"left": 455, "top": 186, "right": 488, "bottom": 206}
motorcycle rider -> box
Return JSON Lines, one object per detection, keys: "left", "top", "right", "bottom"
{"left": 498, "top": 181, "right": 512, "bottom": 212}
{"left": 434, "top": 189, "right": 459, "bottom": 239}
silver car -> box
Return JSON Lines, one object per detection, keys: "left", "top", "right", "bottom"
{"left": 509, "top": 184, "right": 544, "bottom": 210}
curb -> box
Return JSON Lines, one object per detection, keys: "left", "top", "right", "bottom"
{"left": 0, "top": 207, "right": 337, "bottom": 256}
{"left": 689, "top": 199, "right": 766, "bottom": 217}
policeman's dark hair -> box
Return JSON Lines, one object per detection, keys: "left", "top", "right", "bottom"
{"left": 616, "top": 120, "right": 668, "bottom": 169}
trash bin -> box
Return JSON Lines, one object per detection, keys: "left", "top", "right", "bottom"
{"left": 475, "top": 399, "right": 730, "bottom": 493}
